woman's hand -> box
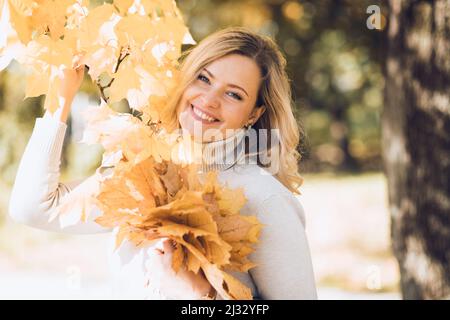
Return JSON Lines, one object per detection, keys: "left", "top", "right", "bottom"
{"left": 45, "top": 55, "right": 85, "bottom": 123}
{"left": 144, "top": 238, "right": 216, "bottom": 300}
{"left": 58, "top": 63, "right": 85, "bottom": 105}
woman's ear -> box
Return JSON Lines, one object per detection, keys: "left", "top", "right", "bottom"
{"left": 249, "top": 105, "right": 266, "bottom": 124}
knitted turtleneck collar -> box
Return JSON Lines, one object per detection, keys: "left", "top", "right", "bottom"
{"left": 185, "top": 128, "right": 248, "bottom": 173}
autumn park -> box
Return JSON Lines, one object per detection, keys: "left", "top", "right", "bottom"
{"left": 0, "top": 0, "right": 449, "bottom": 302}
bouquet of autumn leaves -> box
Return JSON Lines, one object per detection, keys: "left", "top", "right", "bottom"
{"left": 55, "top": 102, "right": 264, "bottom": 301}
{"left": 0, "top": 0, "right": 263, "bottom": 299}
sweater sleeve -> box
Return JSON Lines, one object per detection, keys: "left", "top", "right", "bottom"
{"left": 8, "top": 116, "right": 112, "bottom": 234}
{"left": 249, "top": 193, "right": 318, "bottom": 300}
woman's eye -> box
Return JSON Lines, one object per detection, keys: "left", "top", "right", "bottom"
{"left": 228, "top": 92, "right": 242, "bottom": 101}
{"left": 198, "top": 74, "right": 209, "bottom": 83}
{"left": 197, "top": 74, "right": 242, "bottom": 101}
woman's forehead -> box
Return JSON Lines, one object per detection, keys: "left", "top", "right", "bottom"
{"left": 204, "top": 54, "right": 262, "bottom": 95}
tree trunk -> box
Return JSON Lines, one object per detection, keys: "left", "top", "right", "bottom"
{"left": 383, "top": 0, "right": 450, "bottom": 299}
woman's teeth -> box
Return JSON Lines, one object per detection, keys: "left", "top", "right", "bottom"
{"left": 191, "top": 104, "right": 218, "bottom": 122}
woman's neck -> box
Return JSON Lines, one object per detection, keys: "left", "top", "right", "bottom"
{"left": 189, "top": 128, "right": 248, "bottom": 172}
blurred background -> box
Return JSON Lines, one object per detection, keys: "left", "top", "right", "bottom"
{"left": 1, "top": 0, "right": 446, "bottom": 299}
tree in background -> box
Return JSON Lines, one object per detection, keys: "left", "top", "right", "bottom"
{"left": 383, "top": 0, "right": 450, "bottom": 299}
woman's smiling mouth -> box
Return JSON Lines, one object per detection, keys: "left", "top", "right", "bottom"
{"left": 189, "top": 103, "right": 221, "bottom": 124}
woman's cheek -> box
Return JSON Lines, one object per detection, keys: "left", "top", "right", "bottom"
{"left": 219, "top": 113, "right": 242, "bottom": 130}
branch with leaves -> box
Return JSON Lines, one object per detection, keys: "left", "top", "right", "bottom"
{"left": 0, "top": 0, "right": 263, "bottom": 300}
{"left": 94, "top": 46, "right": 129, "bottom": 103}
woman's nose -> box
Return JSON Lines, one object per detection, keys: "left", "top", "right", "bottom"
{"left": 199, "top": 92, "right": 220, "bottom": 109}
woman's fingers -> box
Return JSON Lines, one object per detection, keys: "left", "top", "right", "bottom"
{"left": 72, "top": 53, "right": 85, "bottom": 69}
{"left": 75, "top": 64, "right": 85, "bottom": 77}
{"left": 150, "top": 238, "right": 176, "bottom": 257}
{"left": 144, "top": 238, "right": 214, "bottom": 299}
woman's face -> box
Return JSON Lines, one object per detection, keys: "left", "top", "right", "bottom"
{"left": 177, "top": 54, "right": 266, "bottom": 142}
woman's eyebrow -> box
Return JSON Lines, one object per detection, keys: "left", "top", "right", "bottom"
{"left": 203, "top": 68, "right": 249, "bottom": 97}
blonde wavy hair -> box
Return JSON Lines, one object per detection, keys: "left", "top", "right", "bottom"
{"left": 160, "top": 26, "right": 304, "bottom": 194}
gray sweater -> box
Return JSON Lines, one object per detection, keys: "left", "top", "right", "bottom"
{"left": 8, "top": 114, "right": 318, "bottom": 300}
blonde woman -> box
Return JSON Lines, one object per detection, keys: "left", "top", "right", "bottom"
{"left": 8, "top": 27, "right": 317, "bottom": 300}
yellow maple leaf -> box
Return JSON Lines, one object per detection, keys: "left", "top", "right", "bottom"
{"left": 202, "top": 171, "right": 248, "bottom": 215}
{"left": 48, "top": 169, "right": 103, "bottom": 228}
{"left": 6, "top": 0, "right": 34, "bottom": 44}
{"left": 114, "top": 14, "right": 156, "bottom": 49}
{"left": 109, "top": 61, "right": 168, "bottom": 109}
{"left": 18, "top": 34, "right": 75, "bottom": 112}
{"left": 95, "top": 157, "right": 168, "bottom": 227}
{"left": 29, "top": 0, "right": 74, "bottom": 40}
{"left": 177, "top": 238, "right": 253, "bottom": 300}
{"left": 76, "top": 3, "right": 120, "bottom": 79}
{"left": 113, "top": 0, "right": 133, "bottom": 15}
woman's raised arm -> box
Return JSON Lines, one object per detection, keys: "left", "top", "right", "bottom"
{"left": 8, "top": 114, "right": 112, "bottom": 234}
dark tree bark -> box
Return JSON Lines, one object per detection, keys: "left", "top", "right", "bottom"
{"left": 383, "top": 0, "right": 450, "bottom": 299}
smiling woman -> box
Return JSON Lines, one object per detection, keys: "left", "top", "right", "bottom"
{"left": 163, "top": 27, "right": 305, "bottom": 194}
{"left": 8, "top": 26, "right": 317, "bottom": 300}
{"left": 177, "top": 54, "right": 265, "bottom": 141}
